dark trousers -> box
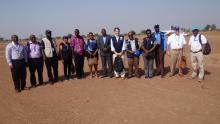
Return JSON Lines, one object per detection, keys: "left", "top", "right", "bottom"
{"left": 155, "top": 46, "right": 165, "bottom": 75}
{"left": 11, "top": 59, "right": 26, "bottom": 90}
{"left": 74, "top": 54, "right": 84, "bottom": 78}
{"left": 28, "top": 58, "right": 44, "bottom": 86}
{"left": 100, "top": 55, "right": 113, "bottom": 76}
{"left": 45, "top": 57, "right": 58, "bottom": 82}
{"left": 63, "top": 59, "right": 72, "bottom": 78}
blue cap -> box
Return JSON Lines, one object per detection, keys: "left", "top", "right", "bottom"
{"left": 192, "top": 26, "right": 199, "bottom": 31}
{"left": 154, "top": 24, "right": 160, "bottom": 29}
{"left": 174, "top": 26, "right": 180, "bottom": 31}
{"left": 63, "top": 35, "right": 69, "bottom": 39}
{"left": 134, "top": 50, "right": 141, "bottom": 56}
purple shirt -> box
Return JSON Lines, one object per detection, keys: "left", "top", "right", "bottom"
{"left": 71, "top": 36, "right": 85, "bottom": 55}
{"left": 27, "top": 41, "right": 42, "bottom": 59}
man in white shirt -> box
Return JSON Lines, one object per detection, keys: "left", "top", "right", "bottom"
{"left": 111, "top": 27, "right": 126, "bottom": 79}
{"left": 125, "top": 31, "right": 141, "bottom": 78}
{"left": 188, "top": 27, "right": 207, "bottom": 82}
{"left": 167, "top": 26, "right": 186, "bottom": 77}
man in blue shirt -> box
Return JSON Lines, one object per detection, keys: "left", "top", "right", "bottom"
{"left": 153, "top": 25, "right": 167, "bottom": 78}
{"left": 5, "top": 35, "right": 28, "bottom": 93}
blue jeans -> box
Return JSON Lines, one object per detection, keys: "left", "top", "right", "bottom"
{"left": 143, "top": 57, "right": 154, "bottom": 77}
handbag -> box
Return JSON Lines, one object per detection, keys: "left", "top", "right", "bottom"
{"left": 180, "top": 56, "right": 187, "bottom": 69}
{"left": 88, "top": 56, "right": 98, "bottom": 66}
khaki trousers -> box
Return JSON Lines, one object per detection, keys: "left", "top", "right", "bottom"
{"left": 170, "top": 49, "right": 183, "bottom": 74}
{"left": 190, "top": 51, "right": 204, "bottom": 79}
{"left": 127, "top": 56, "right": 139, "bottom": 76}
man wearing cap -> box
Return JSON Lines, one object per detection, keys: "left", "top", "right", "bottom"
{"left": 111, "top": 27, "right": 126, "bottom": 79}
{"left": 125, "top": 31, "right": 141, "bottom": 78}
{"left": 5, "top": 35, "right": 28, "bottom": 93}
{"left": 188, "top": 27, "right": 207, "bottom": 82}
{"left": 97, "top": 28, "right": 113, "bottom": 78}
{"left": 167, "top": 27, "right": 186, "bottom": 77}
{"left": 41, "top": 30, "right": 59, "bottom": 84}
{"left": 153, "top": 25, "right": 167, "bottom": 78}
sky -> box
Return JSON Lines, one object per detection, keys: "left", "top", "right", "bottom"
{"left": 0, "top": 0, "right": 220, "bottom": 39}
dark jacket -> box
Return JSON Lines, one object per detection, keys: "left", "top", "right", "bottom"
{"left": 97, "top": 35, "right": 112, "bottom": 56}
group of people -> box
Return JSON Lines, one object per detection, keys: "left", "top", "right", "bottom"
{"left": 5, "top": 25, "right": 208, "bottom": 93}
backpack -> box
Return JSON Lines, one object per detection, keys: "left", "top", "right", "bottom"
{"left": 199, "top": 34, "right": 211, "bottom": 55}
{"left": 113, "top": 57, "right": 124, "bottom": 72}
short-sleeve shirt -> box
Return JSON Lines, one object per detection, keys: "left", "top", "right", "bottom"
{"left": 167, "top": 33, "right": 186, "bottom": 49}
{"left": 188, "top": 34, "right": 207, "bottom": 52}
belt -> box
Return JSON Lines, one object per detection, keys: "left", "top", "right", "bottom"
{"left": 11, "top": 59, "right": 25, "bottom": 61}
{"left": 191, "top": 50, "right": 202, "bottom": 53}
{"left": 172, "top": 49, "right": 182, "bottom": 51}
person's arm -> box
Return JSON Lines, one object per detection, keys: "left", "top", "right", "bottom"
{"left": 163, "top": 34, "right": 167, "bottom": 52}
{"left": 5, "top": 44, "right": 13, "bottom": 69}
{"left": 70, "top": 39, "right": 75, "bottom": 55}
{"left": 148, "top": 42, "right": 157, "bottom": 53}
{"left": 59, "top": 45, "right": 64, "bottom": 62}
{"left": 141, "top": 38, "right": 148, "bottom": 53}
{"left": 141, "top": 45, "right": 148, "bottom": 53}
{"left": 119, "top": 39, "right": 126, "bottom": 56}
{"left": 41, "top": 40, "right": 46, "bottom": 60}
{"left": 201, "top": 35, "right": 208, "bottom": 49}
{"left": 166, "top": 36, "right": 171, "bottom": 56}
{"left": 125, "top": 40, "right": 133, "bottom": 54}
{"left": 97, "top": 37, "right": 105, "bottom": 51}
{"left": 111, "top": 39, "right": 118, "bottom": 55}
{"left": 182, "top": 36, "right": 187, "bottom": 56}
{"left": 23, "top": 45, "right": 28, "bottom": 67}
{"left": 105, "top": 36, "right": 111, "bottom": 51}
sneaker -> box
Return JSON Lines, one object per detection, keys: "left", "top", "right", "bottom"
{"left": 121, "top": 76, "right": 126, "bottom": 80}
{"left": 169, "top": 73, "right": 174, "bottom": 77}
{"left": 198, "top": 78, "right": 204, "bottom": 82}
{"left": 178, "top": 73, "right": 184, "bottom": 77}
{"left": 15, "top": 89, "right": 21, "bottom": 93}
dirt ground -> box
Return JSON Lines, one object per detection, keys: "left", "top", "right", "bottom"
{"left": 0, "top": 32, "right": 220, "bottom": 124}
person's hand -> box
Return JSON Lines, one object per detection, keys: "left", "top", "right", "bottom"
{"left": 182, "top": 51, "right": 186, "bottom": 57}
{"left": 117, "top": 53, "right": 121, "bottom": 57}
{"left": 9, "top": 64, "right": 13, "bottom": 69}
{"left": 103, "top": 48, "right": 107, "bottom": 52}
{"left": 166, "top": 51, "right": 170, "bottom": 56}
{"left": 25, "top": 62, "right": 29, "bottom": 67}
{"left": 43, "top": 57, "right": 47, "bottom": 61}
{"left": 93, "top": 53, "right": 96, "bottom": 56}
{"left": 144, "top": 50, "right": 149, "bottom": 54}
{"left": 89, "top": 52, "right": 92, "bottom": 55}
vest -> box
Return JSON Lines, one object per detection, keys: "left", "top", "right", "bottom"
{"left": 126, "top": 39, "right": 139, "bottom": 58}
{"left": 143, "top": 37, "right": 156, "bottom": 58}
{"left": 112, "top": 36, "right": 124, "bottom": 53}
{"left": 153, "top": 32, "right": 165, "bottom": 51}
{"left": 87, "top": 40, "right": 98, "bottom": 52}
{"left": 61, "top": 43, "right": 72, "bottom": 61}
{"left": 143, "top": 37, "right": 155, "bottom": 50}
{"left": 42, "top": 38, "right": 56, "bottom": 58}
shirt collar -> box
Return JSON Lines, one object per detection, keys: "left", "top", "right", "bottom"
{"left": 128, "top": 39, "right": 135, "bottom": 42}
{"left": 12, "top": 41, "right": 19, "bottom": 45}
